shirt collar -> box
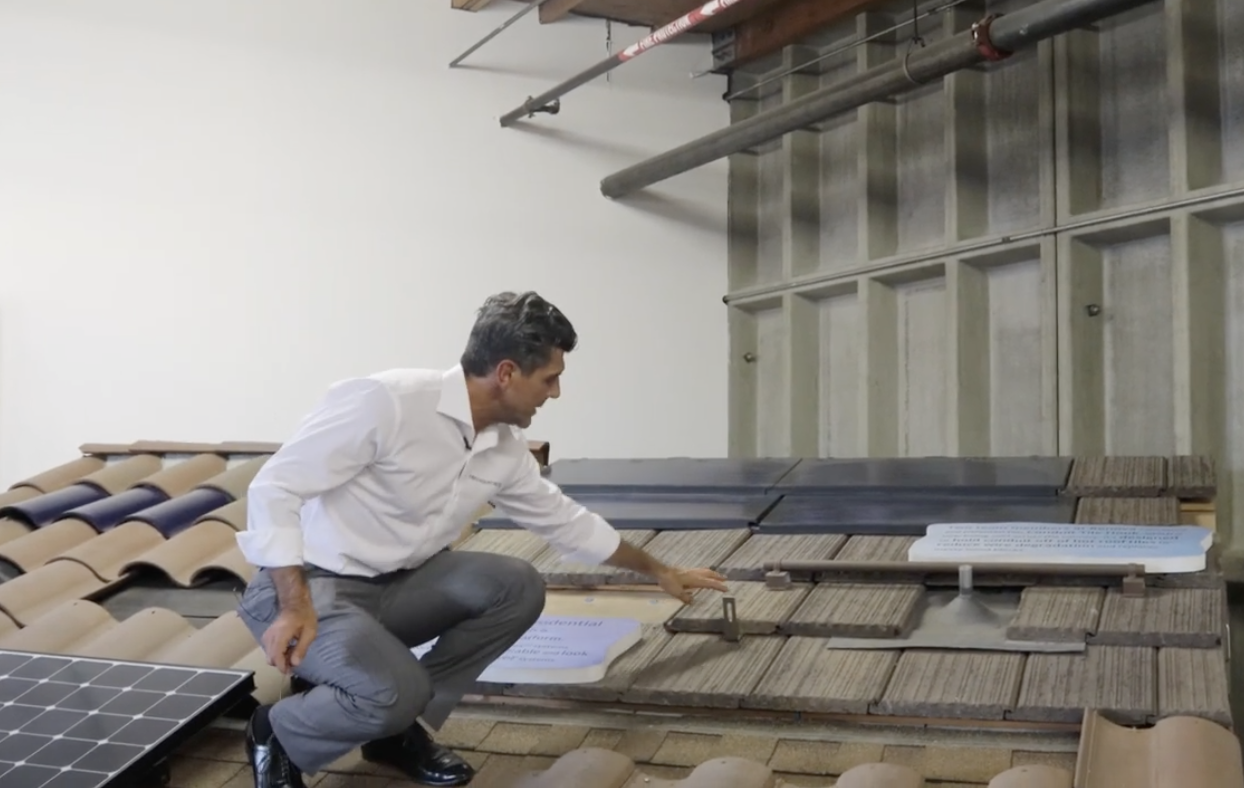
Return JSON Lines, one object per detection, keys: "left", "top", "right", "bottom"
{"left": 438, "top": 364, "right": 502, "bottom": 450}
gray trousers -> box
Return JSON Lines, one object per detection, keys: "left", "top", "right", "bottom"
{"left": 235, "top": 549, "right": 546, "bottom": 775}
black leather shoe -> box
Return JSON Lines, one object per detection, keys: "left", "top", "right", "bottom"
{"left": 361, "top": 725, "right": 475, "bottom": 786}
{"left": 246, "top": 706, "right": 307, "bottom": 788}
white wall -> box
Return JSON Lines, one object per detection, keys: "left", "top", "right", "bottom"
{"left": 0, "top": 0, "right": 730, "bottom": 484}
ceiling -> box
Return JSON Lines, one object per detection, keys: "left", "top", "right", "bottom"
{"left": 530, "top": 0, "right": 788, "bottom": 30}
{"left": 459, "top": 0, "right": 895, "bottom": 72}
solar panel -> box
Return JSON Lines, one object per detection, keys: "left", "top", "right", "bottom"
{"left": 0, "top": 649, "right": 254, "bottom": 788}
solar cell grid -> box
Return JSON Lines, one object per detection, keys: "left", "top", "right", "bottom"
{"left": 0, "top": 650, "right": 253, "bottom": 788}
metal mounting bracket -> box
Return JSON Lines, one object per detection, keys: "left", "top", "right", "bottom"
{"left": 765, "top": 570, "right": 792, "bottom": 589}
{"left": 1121, "top": 563, "right": 1147, "bottom": 597}
{"left": 722, "top": 595, "right": 741, "bottom": 642}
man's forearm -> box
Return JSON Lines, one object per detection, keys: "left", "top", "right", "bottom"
{"left": 603, "top": 539, "right": 670, "bottom": 578}
{"left": 269, "top": 566, "right": 313, "bottom": 611}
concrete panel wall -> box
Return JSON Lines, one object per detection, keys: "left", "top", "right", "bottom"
{"left": 724, "top": 0, "right": 1244, "bottom": 553}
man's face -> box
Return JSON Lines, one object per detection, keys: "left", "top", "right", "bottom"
{"left": 497, "top": 349, "right": 564, "bottom": 428}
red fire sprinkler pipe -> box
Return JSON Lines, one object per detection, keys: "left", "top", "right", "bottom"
{"left": 497, "top": 0, "right": 755, "bottom": 127}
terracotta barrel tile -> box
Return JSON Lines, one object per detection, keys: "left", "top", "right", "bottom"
{"left": 0, "top": 599, "right": 115, "bottom": 654}
{"left": 139, "top": 454, "right": 229, "bottom": 497}
{"left": 835, "top": 763, "right": 924, "bottom": 787}
{"left": 122, "top": 520, "right": 241, "bottom": 586}
{"left": 1076, "top": 710, "right": 1244, "bottom": 788}
{"left": 195, "top": 498, "right": 247, "bottom": 531}
{"left": 196, "top": 544, "right": 256, "bottom": 584}
{"left": 0, "top": 519, "right": 98, "bottom": 572}
{"left": 229, "top": 647, "right": 288, "bottom": 706}
{"left": 0, "top": 611, "right": 18, "bottom": 641}
{"left": 197, "top": 456, "right": 270, "bottom": 499}
{"left": 0, "top": 517, "right": 33, "bottom": 547}
{"left": 987, "top": 764, "right": 1072, "bottom": 788}
{"left": 7, "top": 456, "right": 106, "bottom": 494}
{"left": 55, "top": 521, "right": 163, "bottom": 581}
{"left": 0, "top": 488, "right": 39, "bottom": 510}
{"left": 77, "top": 606, "right": 195, "bottom": 662}
{"left": 0, "top": 560, "right": 107, "bottom": 625}
{"left": 155, "top": 612, "right": 266, "bottom": 670}
{"left": 83, "top": 454, "right": 164, "bottom": 495}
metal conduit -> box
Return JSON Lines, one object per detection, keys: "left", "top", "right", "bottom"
{"left": 599, "top": 0, "right": 1159, "bottom": 199}
{"left": 497, "top": 0, "right": 761, "bottom": 128}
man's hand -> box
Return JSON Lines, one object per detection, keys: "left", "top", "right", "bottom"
{"left": 261, "top": 566, "right": 317, "bottom": 674}
{"left": 602, "top": 539, "right": 729, "bottom": 603}
{"left": 261, "top": 604, "right": 318, "bottom": 674}
{"left": 654, "top": 566, "right": 729, "bottom": 604}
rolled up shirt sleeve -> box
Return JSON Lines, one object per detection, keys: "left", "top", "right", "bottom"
{"left": 491, "top": 450, "right": 621, "bottom": 565}
{"left": 236, "top": 377, "right": 399, "bottom": 568}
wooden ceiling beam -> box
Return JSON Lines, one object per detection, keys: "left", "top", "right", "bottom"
{"left": 714, "top": 0, "right": 884, "bottom": 71}
{"left": 539, "top": 0, "right": 591, "bottom": 22}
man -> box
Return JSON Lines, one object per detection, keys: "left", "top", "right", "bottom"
{"left": 234, "top": 291, "right": 729, "bottom": 788}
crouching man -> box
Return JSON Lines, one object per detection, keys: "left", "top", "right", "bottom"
{"left": 234, "top": 291, "right": 727, "bottom": 787}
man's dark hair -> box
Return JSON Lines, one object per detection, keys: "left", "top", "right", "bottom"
{"left": 460, "top": 291, "right": 578, "bottom": 377}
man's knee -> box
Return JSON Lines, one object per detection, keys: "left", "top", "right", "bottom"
{"left": 340, "top": 659, "right": 434, "bottom": 740}
{"left": 493, "top": 555, "right": 545, "bottom": 624}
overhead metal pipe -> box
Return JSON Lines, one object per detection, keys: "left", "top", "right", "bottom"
{"left": 498, "top": 0, "right": 757, "bottom": 128}
{"left": 600, "top": 0, "right": 1158, "bottom": 198}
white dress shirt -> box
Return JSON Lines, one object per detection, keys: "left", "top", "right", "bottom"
{"left": 235, "top": 365, "right": 622, "bottom": 577}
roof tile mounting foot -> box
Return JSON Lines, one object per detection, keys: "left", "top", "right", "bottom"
{"left": 1122, "top": 564, "right": 1147, "bottom": 597}
{"left": 765, "top": 570, "right": 792, "bottom": 589}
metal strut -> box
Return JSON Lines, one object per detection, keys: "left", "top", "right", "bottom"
{"left": 497, "top": 0, "right": 760, "bottom": 127}
{"left": 449, "top": 0, "right": 557, "bottom": 68}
